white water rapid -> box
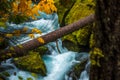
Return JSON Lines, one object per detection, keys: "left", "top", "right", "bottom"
{"left": 0, "top": 12, "right": 89, "bottom": 80}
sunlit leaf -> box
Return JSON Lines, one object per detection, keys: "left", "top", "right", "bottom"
{"left": 32, "top": 28, "right": 42, "bottom": 34}
{"left": 28, "top": 34, "right": 35, "bottom": 38}
{"left": 37, "top": 37, "right": 45, "bottom": 44}
{"left": 5, "top": 34, "right": 13, "bottom": 38}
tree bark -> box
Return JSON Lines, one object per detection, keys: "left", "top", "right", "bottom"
{"left": 0, "top": 14, "right": 95, "bottom": 61}
{"left": 90, "top": 0, "right": 120, "bottom": 80}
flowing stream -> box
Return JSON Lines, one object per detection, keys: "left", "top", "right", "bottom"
{"left": 0, "top": 12, "right": 89, "bottom": 80}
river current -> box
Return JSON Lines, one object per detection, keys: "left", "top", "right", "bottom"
{"left": 0, "top": 12, "right": 89, "bottom": 80}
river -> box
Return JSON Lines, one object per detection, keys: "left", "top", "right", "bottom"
{"left": 0, "top": 12, "right": 89, "bottom": 80}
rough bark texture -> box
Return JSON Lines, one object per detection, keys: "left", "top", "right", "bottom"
{"left": 90, "top": 0, "right": 120, "bottom": 80}
{"left": 0, "top": 14, "right": 95, "bottom": 61}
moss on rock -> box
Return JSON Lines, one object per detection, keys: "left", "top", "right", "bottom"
{"left": 14, "top": 52, "right": 47, "bottom": 76}
{"left": 75, "top": 26, "right": 92, "bottom": 46}
{"left": 61, "top": 0, "right": 95, "bottom": 51}
{"left": 33, "top": 46, "right": 48, "bottom": 55}
{"left": 65, "top": 0, "right": 95, "bottom": 24}
{"left": 67, "top": 59, "right": 88, "bottom": 79}
{"left": 54, "top": 0, "right": 76, "bottom": 24}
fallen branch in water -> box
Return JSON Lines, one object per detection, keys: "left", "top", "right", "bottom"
{"left": 0, "top": 14, "right": 95, "bottom": 61}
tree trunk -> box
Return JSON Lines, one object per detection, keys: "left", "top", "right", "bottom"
{"left": 0, "top": 14, "right": 95, "bottom": 61}
{"left": 90, "top": 0, "right": 120, "bottom": 80}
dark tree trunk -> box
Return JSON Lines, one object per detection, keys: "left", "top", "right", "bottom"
{"left": 0, "top": 14, "right": 95, "bottom": 61}
{"left": 90, "top": 0, "right": 120, "bottom": 80}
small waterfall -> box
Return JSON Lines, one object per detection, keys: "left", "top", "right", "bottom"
{"left": 0, "top": 12, "right": 89, "bottom": 80}
{"left": 79, "top": 61, "right": 90, "bottom": 80}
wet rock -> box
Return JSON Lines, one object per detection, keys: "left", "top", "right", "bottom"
{"left": 66, "top": 52, "right": 89, "bottom": 80}
{"left": 62, "top": 40, "right": 80, "bottom": 52}
{"left": 0, "top": 65, "right": 14, "bottom": 72}
{"left": 13, "top": 52, "right": 47, "bottom": 76}
{"left": 60, "top": 0, "right": 95, "bottom": 52}
{"left": 33, "top": 46, "right": 48, "bottom": 55}
{"left": 54, "top": 0, "right": 76, "bottom": 25}
{"left": 75, "top": 52, "right": 89, "bottom": 61}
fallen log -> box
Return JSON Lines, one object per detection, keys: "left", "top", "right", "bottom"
{"left": 0, "top": 14, "right": 95, "bottom": 61}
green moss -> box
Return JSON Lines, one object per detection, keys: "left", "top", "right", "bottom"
{"left": 33, "top": 46, "right": 48, "bottom": 55}
{"left": 31, "top": 73, "right": 38, "bottom": 79}
{"left": 75, "top": 26, "right": 91, "bottom": 46}
{"left": 90, "top": 48, "right": 104, "bottom": 66}
{"left": 89, "top": 33, "right": 95, "bottom": 48}
{"left": 61, "top": 0, "right": 95, "bottom": 51}
{"left": 67, "top": 59, "right": 88, "bottom": 79}
{"left": 14, "top": 52, "right": 47, "bottom": 76}
{"left": 62, "top": 34, "right": 77, "bottom": 45}
{"left": 2, "top": 72, "right": 10, "bottom": 77}
{"left": 27, "top": 77, "right": 33, "bottom": 80}
{"left": 65, "top": 0, "right": 95, "bottom": 24}
{"left": 18, "top": 76, "right": 23, "bottom": 80}
{"left": 54, "top": 0, "right": 76, "bottom": 24}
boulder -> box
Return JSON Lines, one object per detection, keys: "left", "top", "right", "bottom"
{"left": 60, "top": 0, "right": 95, "bottom": 52}
{"left": 13, "top": 52, "right": 47, "bottom": 76}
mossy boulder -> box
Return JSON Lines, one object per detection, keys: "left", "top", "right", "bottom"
{"left": 14, "top": 52, "right": 47, "bottom": 76}
{"left": 65, "top": 0, "right": 95, "bottom": 24}
{"left": 54, "top": 0, "right": 76, "bottom": 24}
{"left": 61, "top": 0, "right": 95, "bottom": 51}
{"left": 33, "top": 46, "right": 48, "bottom": 55}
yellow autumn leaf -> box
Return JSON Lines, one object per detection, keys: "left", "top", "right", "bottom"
{"left": 28, "top": 34, "right": 35, "bottom": 38}
{"left": 31, "top": 28, "right": 42, "bottom": 34}
{"left": 18, "top": 0, "right": 28, "bottom": 13}
{"left": 5, "top": 34, "right": 13, "bottom": 38}
{"left": 31, "top": 5, "right": 40, "bottom": 16}
{"left": 37, "top": 37, "right": 45, "bottom": 44}
{"left": 38, "top": 0, "right": 57, "bottom": 14}
{"left": 13, "top": 30, "right": 21, "bottom": 36}
{"left": 12, "top": 2, "right": 18, "bottom": 15}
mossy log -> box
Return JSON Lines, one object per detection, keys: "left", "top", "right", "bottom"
{"left": 0, "top": 14, "right": 95, "bottom": 61}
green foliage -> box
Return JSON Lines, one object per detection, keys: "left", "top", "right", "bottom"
{"left": 89, "top": 33, "right": 95, "bottom": 48}
{"left": 8, "top": 14, "right": 28, "bottom": 24}
{"left": 27, "top": 77, "right": 33, "bottom": 80}
{"left": 90, "top": 48, "right": 104, "bottom": 66}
